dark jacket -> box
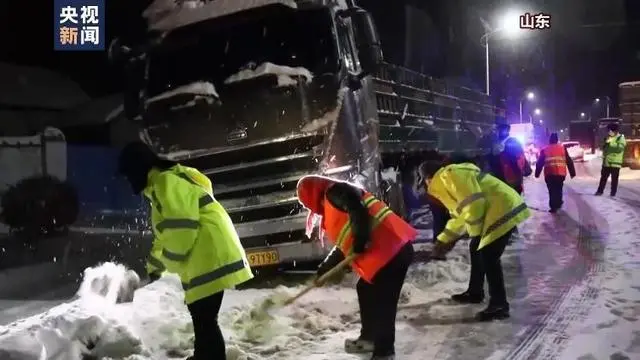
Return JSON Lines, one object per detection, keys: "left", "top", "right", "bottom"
{"left": 534, "top": 147, "right": 576, "bottom": 178}
{"left": 488, "top": 137, "right": 531, "bottom": 192}
{"left": 317, "top": 182, "right": 371, "bottom": 275}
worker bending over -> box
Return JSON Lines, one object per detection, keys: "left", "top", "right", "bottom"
{"left": 118, "top": 142, "right": 253, "bottom": 360}
{"left": 420, "top": 160, "right": 530, "bottom": 321}
{"left": 297, "top": 175, "right": 416, "bottom": 360}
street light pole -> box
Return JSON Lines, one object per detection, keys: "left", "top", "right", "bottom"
{"left": 519, "top": 100, "right": 523, "bottom": 123}
{"left": 485, "top": 38, "right": 490, "bottom": 95}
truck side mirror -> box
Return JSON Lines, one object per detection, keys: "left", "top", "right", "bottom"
{"left": 108, "top": 38, "right": 133, "bottom": 64}
{"left": 345, "top": 8, "right": 383, "bottom": 75}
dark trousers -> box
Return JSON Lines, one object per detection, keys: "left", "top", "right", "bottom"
{"left": 428, "top": 199, "right": 450, "bottom": 243}
{"left": 596, "top": 166, "right": 620, "bottom": 196}
{"left": 357, "top": 243, "right": 414, "bottom": 356}
{"left": 545, "top": 175, "right": 565, "bottom": 210}
{"left": 188, "top": 291, "right": 226, "bottom": 360}
{"left": 467, "top": 230, "right": 512, "bottom": 307}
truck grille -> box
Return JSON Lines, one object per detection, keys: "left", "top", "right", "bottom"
{"left": 178, "top": 134, "right": 325, "bottom": 248}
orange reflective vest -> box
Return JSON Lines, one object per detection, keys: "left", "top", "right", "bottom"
{"left": 543, "top": 144, "right": 567, "bottom": 176}
{"left": 297, "top": 176, "right": 416, "bottom": 283}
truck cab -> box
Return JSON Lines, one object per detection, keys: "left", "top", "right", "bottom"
{"left": 110, "top": 0, "right": 505, "bottom": 268}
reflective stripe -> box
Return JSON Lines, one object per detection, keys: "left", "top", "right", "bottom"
{"left": 151, "top": 191, "right": 162, "bottom": 213}
{"left": 156, "top": 218, "right": 199, "bottom": 233}
{"left": 199, "top": 195, "right": 214, "bottom": 208}
{"left": 456, "top": 192, "right": 485, "bottom": 214}
{"left": 147, "top": 255, "right": 164, "bottom": 271}
{"left": 335, "top": 196, "right": 390, "bottom": 248}
{"left": 346, "top": 206, "right": 393, "bottom": 255}
{"left": 182, "top": 260, "right": 246, "bottom": 290}
{"left": 177, "top": 172, "right": 199, "bottom": 186}
{"left": 177, "top": 172, "right": 215, "bottom": 208}
{"left": 162, "top": 248, "right": 190, "bottom": 261}
{"left": 484, "top": 203, "right": 528, "bottom": 235}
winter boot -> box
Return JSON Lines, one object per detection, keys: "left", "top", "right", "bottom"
{"left": 595, "top": 191, "right": 603, "bottom": 196}
{"left": 345, "top": 338, "right": 374, "bottom": 354}
{"left": 371, "top": 355, "right": 395, "bottom": 360}
{"left": 451, "top": 291, "right": 484, "bottom": 304}
{"left": 475, "top": 305, "right": 510, "bottom": 321}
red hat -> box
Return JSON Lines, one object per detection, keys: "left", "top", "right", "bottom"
{"left": 296, "top": 175, "right": 337, "bottom": 214}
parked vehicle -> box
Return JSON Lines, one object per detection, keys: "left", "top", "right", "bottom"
{"left": 109, "top": 0, "right": 506, "bottom": 267}
{"left": 562, "top": 141, "right": 584, "bottom": 162}
{"left": 568, "top": 120, "right": 595, "bottom": 153}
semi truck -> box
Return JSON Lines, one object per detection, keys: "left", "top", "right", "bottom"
{"left": 108, "top": 0, "right": 506, "bottom": 267}
{"left": 619, "top": 81, "right": 640, "bottom": 168}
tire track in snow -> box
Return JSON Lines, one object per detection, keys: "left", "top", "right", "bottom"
{"left": 504, "top": 186, "right": 606, "bottom": 360}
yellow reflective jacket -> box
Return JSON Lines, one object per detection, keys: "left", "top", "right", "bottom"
{"left": 603, "top": 134, "right": 626, "bottom": 168}
{"left": 143, "top": 164, "right": 253, "bottom": 304}
{"left": 428, "top": 163, "right": 531, "bottom": 250}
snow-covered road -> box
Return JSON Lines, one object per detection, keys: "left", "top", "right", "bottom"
{"left": 1, "top": 159, "right": 639, "bottom": 359}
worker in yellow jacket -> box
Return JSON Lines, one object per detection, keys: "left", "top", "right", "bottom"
{"left": 118, "top": 142, "right": 253, "bottom": 360}
{"left": 419, "top": 160, "right": 530, "bottom": 321}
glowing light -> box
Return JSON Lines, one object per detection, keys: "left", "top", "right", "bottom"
{"left": 527, "top": 92, "right": 535, "bottom": 100}
{"left": 498, "top": 10, "right": 524, "bottom": 38}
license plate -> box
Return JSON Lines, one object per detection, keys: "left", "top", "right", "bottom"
{"left": 247, "top": 250, "right": 279, "bottom": 267}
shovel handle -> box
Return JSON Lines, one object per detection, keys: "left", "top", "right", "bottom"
{"left": 283, "top": 254, "right": 357, "bottom": 305}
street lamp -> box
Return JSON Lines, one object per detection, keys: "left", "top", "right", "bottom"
{"left": 534, "top": 108, "right": 542, "bottom": 116}
{"left": 580, "top": 112, "right": 586, "bottom": 119}
{"left": 519, "top": 92, "right": 535, "bottom": 123}
{"left": 539, "top": 119, "right": 543, "bottom": 124}
{"left": 480, "top": 10, "right": 524, "bottom": 95}
{"left": 594, "top": 96, "right": 610, "bottom": 118}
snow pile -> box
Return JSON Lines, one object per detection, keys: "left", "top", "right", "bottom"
{"left": 76, "top": 262, "right": 141, "bottom": 304}
{"left": 225, "top": 62, "right": 313, "bottom": 87}
{"left": 146, "top": 81, "right": 219, "bottom": 105}
{"left": 0, "top": 263, "right": 145, "bottom": 360}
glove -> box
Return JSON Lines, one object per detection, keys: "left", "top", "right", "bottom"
{"left": 148, "top": 272, "right": 161, "bottom": 283}
{"left": 432, "top": 240, "right": 455, "bottom": 259}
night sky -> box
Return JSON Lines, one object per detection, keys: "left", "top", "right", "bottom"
{"left": 1, "top": 0, "right": 638, "bottom": 130}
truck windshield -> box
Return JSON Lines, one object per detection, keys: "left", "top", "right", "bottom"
{"left": 147, "top": 7, "right": 339, "bottom": 97}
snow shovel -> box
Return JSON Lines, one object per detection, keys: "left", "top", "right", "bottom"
{"left": 251, "top": 254, "right": 357, "bottom": 319}
{"left": 283, "top": 253, "right": 357, "bottom": 306}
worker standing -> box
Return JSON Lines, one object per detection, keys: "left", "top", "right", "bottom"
{"left": 117, "top": 142, "right": 254, "bottom": 360}
{"left": 595, "top": 123, "right": 627, "bottom": 197}
{"left": 297, "top": 175, "right": 416, "bottom": 360}
{"left": 535, "top": 133, "right": 576, "bottom": 212}
{"left": 419, "top": 160, "right": 530, "bottom": 321}
{"left": 488, "top": 123, "right": 532, "bottom": 194}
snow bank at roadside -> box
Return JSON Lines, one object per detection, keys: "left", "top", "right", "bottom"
{"left": 0, "top": 243, "right": 476, "bottom": 360}
{"left": 584, "top": 157, "right": 640, "bottom": 180}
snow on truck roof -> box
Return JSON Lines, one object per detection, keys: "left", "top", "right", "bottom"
{"left": 147, "top": 0, "right": 298, "bottom": 32}
{"left": 619, "top": 81, "right": 640, "bottom": 87}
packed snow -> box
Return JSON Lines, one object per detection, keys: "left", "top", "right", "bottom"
{"left": 2, "top": 160, "right": 640, "bottom": 359}
{"left": 146, "top": 81, "right": 219, "bottom": 104}
{"left": 224, "top": 62, "right": 313, "bottom": 87}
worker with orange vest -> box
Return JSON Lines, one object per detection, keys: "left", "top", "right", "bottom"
{"left": 297, "top": 175, "right": 416, "bottom": 360}
{"left": 535, "top": 133, "right": 576, "bottom": 212}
